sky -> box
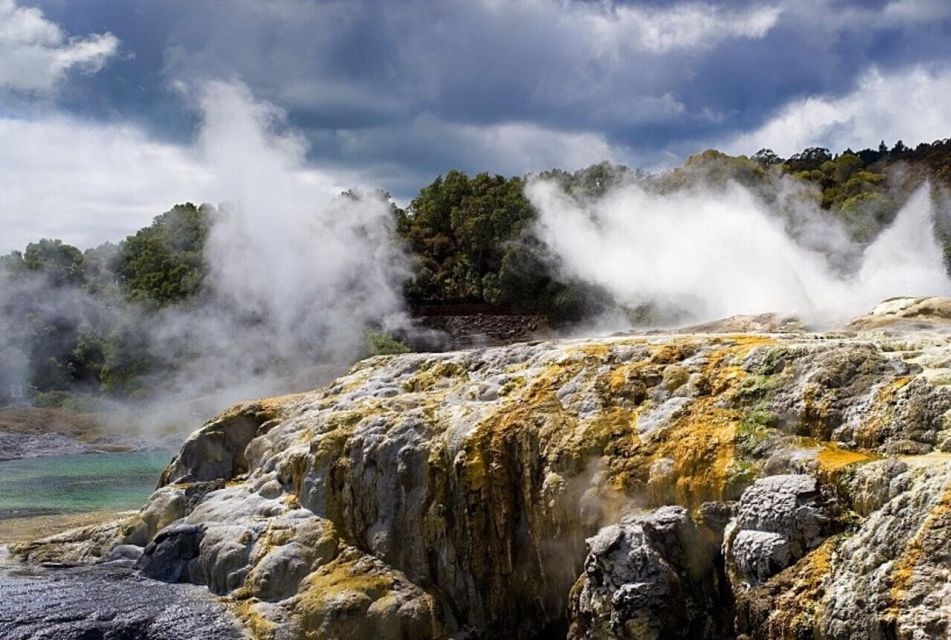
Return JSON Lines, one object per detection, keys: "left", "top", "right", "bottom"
{"left": 2, "top": 0, "right": 951, "bottom": 253}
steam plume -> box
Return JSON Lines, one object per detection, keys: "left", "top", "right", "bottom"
{"left": 526, "top": 177, "right": 951, "bottom": 326}
{"left": 145, "top": 80, "right": 410, "bottom": 418}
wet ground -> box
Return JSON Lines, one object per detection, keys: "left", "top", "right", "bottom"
{"left": 0, "top": 554, "right": 246, "bottom": 639}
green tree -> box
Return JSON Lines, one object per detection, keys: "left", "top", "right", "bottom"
{"left": 114, "top": 203, "right": 212, "bottom": 305}
{"left": 784, "top": 147, "right": 832, "bottom": 172}
{"left": 99, "top": 319, "right": 155, "bottom": 397}
{"left": 23, "top": 239, "right": 85, "bottom": 287}
{"left": 752, "top": 148, "right": 783, "bottom": 167}
{"left": 398, "top": 171, "right": 535, "bottom": 304}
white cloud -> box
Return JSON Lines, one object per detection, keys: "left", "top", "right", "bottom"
{"left": 0, "top": 106, "right": 360, "bottom": 254}
{"left": 579, "top": 2, "right": 782, "bottom": 55}
{"left": 442, "top": 119, "right": 622, "bottom": 174}
{"left": 0, "top": 114, "right": 211, "bottom": 252}
{"left": 476, "top": 0, "right": 781, "bottom": 56}
{"left": 0, "top": 0, "right": 118, "bottom": 93}
{"left": 0, "top": 101, "right": 633, "bottom": 255}
{"left": 882, "top": 0, "right": 951, "bottom": 23}
{"left": 722, "top": 65, "right": 951, "bottom": 157}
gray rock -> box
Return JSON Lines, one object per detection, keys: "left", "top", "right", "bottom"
{"left": 0, "top": 431, "right": 94, "bottom": 461}
{"left": 723, "top": 474, "right": 832, "bottom": 587}
{"left": 821, "top": 466, "right": 951, "bottom": 640}
{"left": 106, "top": 544, "right": 143, "bottom": 563}
{"left": 14, "top": 321, "right": 948, "bottom": 640}
{"left": 160, "top": 403, "right": 280, "bottom": 484}
{"left": 568, "top": 506, "right": 727, "bottom": 639}
{"left": 730, "top": 530, "right": 790, "bottom": 584}
{"left": 754, "top": 344, "right": 951, "bottom": 451}
{"left": 137, "top": 523, "right": 204, "bottom": 583}
{"left": 842, "top": 458, "right": 911, "bottom": 516}
{"left": 0, "top": 561, "right": 244, "bottom": 640}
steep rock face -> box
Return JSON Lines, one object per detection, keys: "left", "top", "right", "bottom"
{"left": 567, "top": 506, "right": 730, "bottom": 639}
{"left": 13, "top": 297, "right": 951, "bottom": 639}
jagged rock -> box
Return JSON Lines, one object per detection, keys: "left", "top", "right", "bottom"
{"left": 680, "top": 313, "right": 805, "bottom": 334}
{"left": 820, "top": 465, "right": 951, "bottom": 640}
{"left": 742, "top": 341, "right": 951, "bottom": 452}
{"left": 661, "top": 364, "right": 690, "bottom": 392}
{"left": 737, "top": 464, "right": 951, "bottom": 640}
{"left": 723, "top": 475, "right": 834, "bottom": 587}
{"left": 283, "top": 546, "right": 447, "bottom": 640}
{"left": 846, "top": 296, "right": 951, "bottom": 330}
{"left": 567, "top": 506, "right": 728, "bottom": 639}
{"left": 119, "top": 479, "right": 224, "bottom": 547}
{"left": 696, "top": 501, "right": 734, "bottom": 547}
{"left": 10, "top": 516, "right": 127, "bottom": 565}
{"left": 840, "top": 458, "right": 911, "bottom": 516}
{"left": 243, "top": 513, "right": 339, "bottom": 601}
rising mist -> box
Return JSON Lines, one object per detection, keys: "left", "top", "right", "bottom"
{"left": 0, "top": 80, "right": 413, "bottom": 435}
{"left": 526, "top": 175, "right": 951, "bottom": 328}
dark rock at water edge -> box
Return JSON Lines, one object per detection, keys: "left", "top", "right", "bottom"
{"left": 137, "top": 523, "right": 205, "bottom": 583}
{"left": 0, "top": 561, "right": 244, "bottom": 640}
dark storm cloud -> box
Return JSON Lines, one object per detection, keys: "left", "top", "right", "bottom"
{"left": 28, "top": 2, "right": 951, "bottom": 140}
{"left": 7, "top": 0, "right": 951, "bottom": 216}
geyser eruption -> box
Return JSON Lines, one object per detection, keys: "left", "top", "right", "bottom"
{"left": 198, "top": 81, "right": 408, "bottom": 361}
{"left": 526, "top": 177, "right": 951, "bottom": 326}
{"left": 97, "top": 79, "right": 417, "bottom": 431}
{"left": 148, "top": 80, "right": 411, "bottom": 414}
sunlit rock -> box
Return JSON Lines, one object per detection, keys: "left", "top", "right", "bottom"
{"left": 13, "top": 298, "right": 951, "bottom": 639}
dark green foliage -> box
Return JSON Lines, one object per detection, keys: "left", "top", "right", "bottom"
{"left": 398, "top": 170, "right": 535, "bottom": 304}
{"left": 492, "top": 236, "right": 609, "bottom": 323}
{"left": 114, "top": 203, "right": 212, "bottom": 305}
{"left": 81, "top": 243, "right": 121, "bottom": 297}
{"left": 362, "top": 329, "right": 411, "bottom": 358}
{"left": 0, "top": 240, "right": 100, "bottom": 394}
{"left": 787, "top": 152, "right": 895, "bottom": 242}
{"left": 23, "top": 239, "right": 85, "bottom": 287}
{"left": 779, "top": 138, "right": 951, "bottom": 252}
{"left": 784, "top": 147, "right": 833, "bottom": 172}
{"left": 397, "top": 169, "right": 610, "bottom": 323}
{"left": 536, "top": 161, "right": 636, "bottom": 199}
{"left": 98, "top": 320, "right": 156, "bottom": 398}
{"left": 659, "top": 149, "right": 767, "bottom": 191}
{"left": 752, "top": 148, "right": 783, "bottom": 167}
{"left": 0, "top": 206, "right": 209, "bottom": 403}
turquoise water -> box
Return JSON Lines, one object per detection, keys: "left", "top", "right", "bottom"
{"left": 0, "top": 451, "right": 174, "bottom": 519}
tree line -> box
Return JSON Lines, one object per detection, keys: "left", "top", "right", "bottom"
{"left": 2, "top": 137, "right": 950, "bottom": 406}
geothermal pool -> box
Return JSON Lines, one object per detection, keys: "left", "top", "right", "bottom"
{"left": 0, "top": 451, "right": 172, "bottom": 521}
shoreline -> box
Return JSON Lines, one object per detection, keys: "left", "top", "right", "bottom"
{"left": 0, "top": 510, "right": 130, "bottom": 547}
{"left": 0, "top": 406, "right": 191, "bottom": 462}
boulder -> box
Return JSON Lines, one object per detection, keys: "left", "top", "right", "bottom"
{"left": 568, "top": 506, "right": 728, "bottom": 639}
{"left": 723, "top": 474, "right": 833, "bottom": 587}
{"left": 137, "top": 523, "right": 205, "bottom": 583}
